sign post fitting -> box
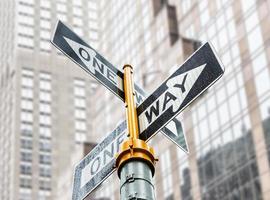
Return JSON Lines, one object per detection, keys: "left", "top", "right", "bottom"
{"left": 115, "top": 65, "right": 157, "bottom": 200}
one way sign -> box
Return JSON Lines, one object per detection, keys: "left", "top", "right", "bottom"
{"left": 51, "top": 20, "right": 188, "bottom": 152}
{"left": 137, "top": 42, "right": 224, "bottom": 140}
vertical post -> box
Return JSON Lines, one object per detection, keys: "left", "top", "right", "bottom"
{"left": 115, "top": 64, "right": 157, "bottom": 200}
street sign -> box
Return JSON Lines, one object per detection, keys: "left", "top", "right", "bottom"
{"left": 51, "top": 20, "right": 188, "bottom": 152}
{"left": 137, "top": 42, "right": 225, "bottom": 140}
{"left": 72, "top": 121, "right": 127, "bottom": 200}
{"left": 51, "top": 20, "right": 124, "bottom": 101}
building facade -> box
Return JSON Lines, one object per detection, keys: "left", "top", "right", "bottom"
{"left": 89, "top": 0, "right": 270, "bottom": 200}
{"left": 0, "top": 0, "right": 99, "bottom": 200}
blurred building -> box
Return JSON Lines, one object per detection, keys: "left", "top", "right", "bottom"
{"left": 1, "top": 0, "right": 270, "bottom": 200}
{"left": 88, "top": 0, "right": 270, "bottom": 200}
{"left": 0, "top": 0, "right": 99, "bottom": 200}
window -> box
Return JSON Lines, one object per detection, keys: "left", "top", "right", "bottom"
{"left": 22, "top": 77, "right": 33, "bottom": 87}
{"left": 39, "top": 154, "right": 51, "bottom": 164}
{"left": 21, "top": 112, "right": 33, "bottom": 123}
{"left": 40, "top": 167, "right": 51, "bottom": 177}
{"left": 40, "top": 10, "right": 51, "bottom": 19}
{"left": 247, "top": 26, "right": 263, "bottom": 54}
{"left": 20, "top": 178, "right": 32, "bottom": 188}
{"left": 161, "top": 149, "right": 173, "bottom": 198}
{"left": 39, "top": 180, "right": 51, "bottom": 191}
{"left": 21, "top": 139, "right": 32, "bottom": 149}
{"left": 40, "top": 91, "right": 51, "bottom": 102}
{"left": 40, "top": 114, "right": 51, "bottom": 126}
{"left": 40, "top": 20, "right": 51, "bottom": 29}
{"left": 73, "top": 17, "right": 83, "bottom": 26}
{"left": 74, "top": 87, "right": 85, "bottom": 97}
{"left": 20, "top": 164, "right": 32, "bottom": 175}
{"left": 40, "top": 126, "right": 51, "bottom": 138}
{"left": 40, "top": 103, "right": 51, "bottom": 114}
{"left": 21, "top": 100, "right": 33, "bottom": 110}
{"left": 21, "top": 88, "right": 33, "bottom": 99}
{"left": 75, "top": 121, "right": 86, "bottom": 131}
{"left": 22, "top": 69, "right": 34, "bottom": 76}
{"left": 73, "top": 7, "right": 83, "bottom": 16}
{"left": 40, "top": 141, "right": 51, "bottom": 152}
{"left": 18, "top": 15, "right": 34, "bottom": 25}
{"left": 74, "top": 98, "right": 86, "bottom": 108}
{"left": 21, "top": 152, "right": 32, "bottom": 162}
{"left": 21, "top": 123, "right": 33, "bottom": 136}
{"left": 74, "top": 79, "right": 85, "bottom": 86}
{"left": 57, "top": 4, "right": 67, "bottom": 12}
{"left": 40, "top": 80, "right": 51, "bottom": 91}
{"left": 40, "top": 0, "right": 51, "bottom": 9}
{"left": 75, "top": 110, "right": 86, "bottom": 119}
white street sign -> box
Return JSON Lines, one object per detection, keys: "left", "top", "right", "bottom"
{"left": 137, "top": 42, "right": 225, "bottom": 140}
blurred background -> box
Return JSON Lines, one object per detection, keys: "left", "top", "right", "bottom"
{"left": 0, "top": 0, "right": 270, "bottom": 200}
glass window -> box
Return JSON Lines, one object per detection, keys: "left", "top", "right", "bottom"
{"left": 39, "top": 180, "right": 51, "bottom": 191}
{"left": 40, "top": 91, "right": 51, "bottom": 102}
{"left": 57, "top": 4, "right": 67, "bottom": 12}
{"left": 74, "top": 98, "right": 86, "bottom": 108}
{"left": 21, "top": 111, "right": 33, "bottom": 122}
{"left": 22, "top": 77, "right": 33, "bottom": 87}
{"left": 40, "top": 115, "right": 51, "bottom": 126}
{"left": 75, "top": 109, "right": 86, "bottom": 119}
{"left": 247, "top": 26, "right": 263, "bottom": 54}
{"left": 21, "top": 152, "right": 32, "bottom": 162}
{"left": 40, "top": 20, "right": 51, "bottom": 29}
{"left": 21, "top": 99, "right": 33, "bottom": 110}
{"left": 245, "top": 10, "right": 258, "bottom": 33}
{"left": 39, "top": 154, "right": 51, "bottom": 164}
{"left": 254, "top": 68, "right": 270, "bottom": 97}
{"left": 40, "top": 0, "right": 51, "bottom": 9}
{"left": 252, "top": 52, "right": 267, "bottom": 75}
{"left": 20, "top": 177, "right": 32, "bottom": 188}
{"left": 160, "top": 149, "right": 173, "bottom": 198}
{"left": 75, "top": 121, "right": 86, "bottom": 131}
{"left": 74, "top": 79, "right": 85, "bottom": 86}
{"left": 40, "top": 103, "right": 51, "bottom": 114}
{"left": 40, "top": 10, "right": 51, "bottom": 19}
{"left": 40, "top": 80, "right": 51, "bottom": 91}
{"left": 40, "top": 166, "right": 51, "bottom": 177}
{"left": 40, "top": 126, "right": 51, "bottom": 138}
{"left": 20, "top": 164, "right": 32, "bottom": 175}
{"left": 74, "top": 87, "right": 85, "bottom": 97}
{"left": 73, "top": 7, "right": 83, "bottom": 16}
{"left": 40, "top": 141, "right": 51, "bottom": 152}
{"left": 21, "top": 139, "right": 32, "bottom": 149}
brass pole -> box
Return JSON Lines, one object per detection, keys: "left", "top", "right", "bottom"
{"left": 123, "top": 64, "right": 139, "bottom": 139}
{"left": 115, "top": 64, "right": 157, "bottom": 200}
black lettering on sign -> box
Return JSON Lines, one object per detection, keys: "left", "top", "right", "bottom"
{"left": 163, "top": 92, "right": 177, "bottom": 110}
{"left": 145, "top": 101, "right": 160, "bottom": 123}
{"left": 103, "top": 143, "right": 114, "bottom": 165}
{"left": 107, "top": 69, "right": 116, "bottom": 85}
{"left": 93, "top": 57, "right": 104, "bottom": 74}
{"left": 90, "top": 157, "right": 101, "bottom": 175}
{"left": 79, "top": 48, "right": 90, "bottom": 61}
{"left": 174, "top": 74, "right": 188, "bottom": 93}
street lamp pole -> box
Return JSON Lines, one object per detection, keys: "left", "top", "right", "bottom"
{"left": 115, "top": 64, "right": 157, "bottom": 200}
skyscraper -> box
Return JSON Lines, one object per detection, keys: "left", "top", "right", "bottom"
{"left": 88, "top": 0, "right": 270, "bottom": 200}
{"left": 0, "top": 0, "right": 99, "bottom": 200}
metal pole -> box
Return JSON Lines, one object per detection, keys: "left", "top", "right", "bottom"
{"left": 116, "top": 64, "right": 157, "bottom": 200}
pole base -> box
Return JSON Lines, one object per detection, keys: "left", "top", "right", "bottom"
{"left": 119, "top": 160, "right": 156, "bottom": 200}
